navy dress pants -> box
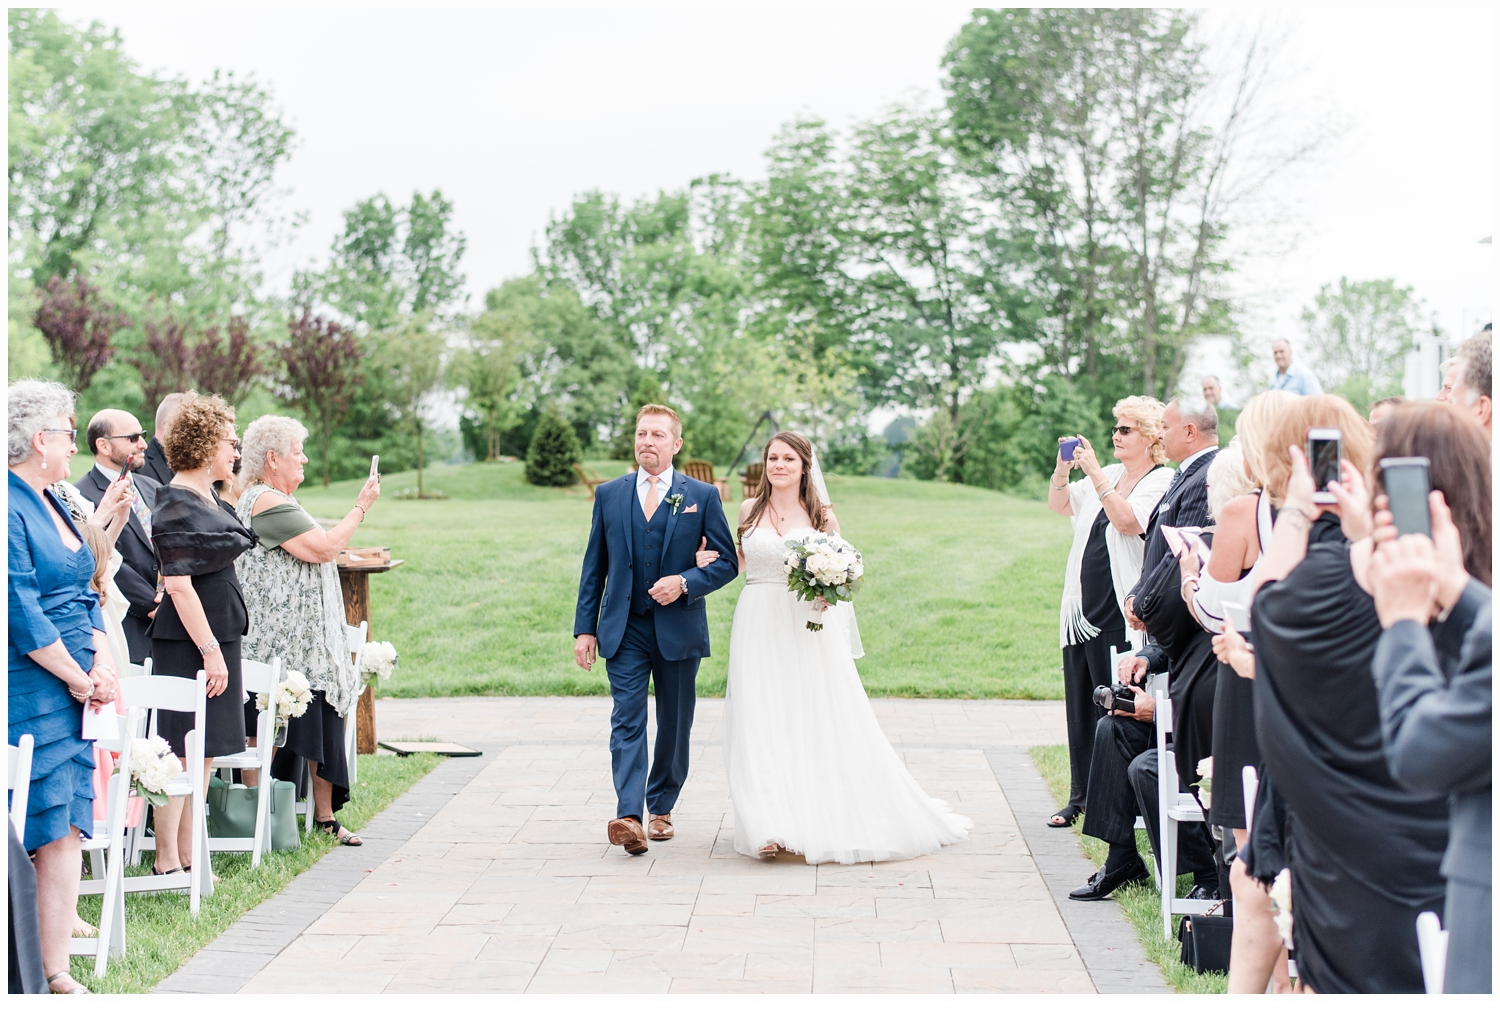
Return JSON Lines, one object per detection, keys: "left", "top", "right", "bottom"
{"left": 605, "top": 610, "right": 700, "bottom": 822}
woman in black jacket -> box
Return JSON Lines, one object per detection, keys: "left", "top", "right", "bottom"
{"left": 147, "top": 393, "right": 256, "bottom": 876}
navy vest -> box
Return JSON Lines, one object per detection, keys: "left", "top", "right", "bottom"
{"left": 630, "top": 490, "right": 666, "bottom": 614}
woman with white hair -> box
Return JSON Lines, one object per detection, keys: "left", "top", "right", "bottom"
{"left": 7, "top": 379, "right": 120, "bottom": 993}
{"left": 234, "top": 415, "right": 380, "bottom": 844}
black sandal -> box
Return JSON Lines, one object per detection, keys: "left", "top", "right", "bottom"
{"left": 1048, "top": 804, "right": 1083, "bottom": 828}
{"left": 316, "top": 818, "right": 363, "bottom": 846}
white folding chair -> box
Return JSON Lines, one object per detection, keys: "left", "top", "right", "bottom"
{"left": 72, "top": 709, "right": 140, "bottom": 976}
{"left": 7, "top": 734, "right": 35, "bottom": 844}
{"left": 1242, "top": 765, "right": 1259, "bottom": 834}
{"left": 345, "top": 621, "right": 368, "bottom": 785}
{"left": 208, "top": 657, "right": 283, "bottom": 866}
{"left": 1416, "top": 910, "right": 1449, "bottom": 994}
{"left": 118, "top": 671, "right": 214, "bottom": 916}
{"left": 1110, "top": 646, "right": 1164, "bottom": 885}
{"left": 122, "top": 657, "right": 153, "bottom": 679}
{"left": 1155, "top": 689, "right": 1216, "bottom": 937}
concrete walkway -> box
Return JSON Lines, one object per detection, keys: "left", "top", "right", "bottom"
{"left": 160, "top": 698, "right": 1167, "bottom": 994}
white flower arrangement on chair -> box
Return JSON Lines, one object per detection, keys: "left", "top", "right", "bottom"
{"left": 123, "top": 736, "right": 182, "bottom": 808}
{"left": 358, "top": 641, "right": 400, "bottom": 685}
{"left": 257, "top": 668, "right": 313, "bottom": 728}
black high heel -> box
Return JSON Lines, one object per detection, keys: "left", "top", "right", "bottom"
{"left": 1048, "top": 804, "right": 1083, "bottom": 828}
{"left": 316, "top": 818, "right": 362, "bottom": 846}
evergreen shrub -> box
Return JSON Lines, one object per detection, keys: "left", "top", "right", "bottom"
{"left": 525, "top": 409, "right": 582, "bottom": 486}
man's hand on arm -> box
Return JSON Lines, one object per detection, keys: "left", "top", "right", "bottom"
{"left": 574, "top": 634, "right": 598, "bottom": 672}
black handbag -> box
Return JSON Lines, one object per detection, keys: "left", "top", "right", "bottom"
{"left": 1178, "top": 906, "right": 1233, "bottom": 973}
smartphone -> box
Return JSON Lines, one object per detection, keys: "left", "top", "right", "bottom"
{"left": 1380, "top": 457, "right": 1432, "bottom": 538}
{"left": 1306, "top": 427, "right": 1342, "bottom": 504}
{"left": 370, "top": 455, "right": 380, "bottom": 480}
{"left": 1221, "top": 601, "right": 1251, "bottom": 633}
{"left": 1059, "top": 437, "right": 1081, "bottom": 461}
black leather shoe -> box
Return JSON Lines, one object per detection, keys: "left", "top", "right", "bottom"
{"left": 1184, "top": 884, "right": 1220, "bottom": 902}
{"left": 1069, "top": 861, "right": 1150, "bottom": 901}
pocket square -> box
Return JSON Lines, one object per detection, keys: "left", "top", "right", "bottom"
{"left": 683, "top": 504, "right": 698, "bottom": 513}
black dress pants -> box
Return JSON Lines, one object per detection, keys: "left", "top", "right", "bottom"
{"left": 1080, "top": 714, "right": 1217, "bottom": 877}
{"left": 1061, "top": 629, "right": 1129, "bottom": 808}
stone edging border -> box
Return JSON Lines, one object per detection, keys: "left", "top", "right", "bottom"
{"left": 984, "top": 746, "right": 1171, "bottom": 994}
{"left": 155, "top": 752, "right": 492, "bottom": 994}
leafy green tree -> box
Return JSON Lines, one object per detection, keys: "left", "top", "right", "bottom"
{"left": 1301, "top": 278, "right": 1422, "bottom": 413}
{"left": 319, "top": 190, "right": 467, "bottom": 330}
{"left": 458, "top": 305, "right": 532, "bottom": 461}
{"left": 278, "top": 312, "right": 363, "bottom": 486}
{"left": 368, "top": 318, "right": 448, "bottom": 497}
{"left": 525, "top": 408, "right": 582, "bottom": 487}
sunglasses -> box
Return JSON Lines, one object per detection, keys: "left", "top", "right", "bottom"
{"left": 1111, "top": 425, "right": 1136, "bottom": 436}
{"left": 104, "top": 431, "right": 148, "bottom": 444}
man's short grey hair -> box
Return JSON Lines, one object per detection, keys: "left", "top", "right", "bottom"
{"left": 8, "top": 379, "right": 75, "bottom": 466}
{"left": 1271, "top": 339, "right": 1292, "bottom": 351}
{"left": 155, "top": 392, "right": 185, "bottom": 439}
{"left": 240, "top": 414, "right": 309, "bottom": 486}
{"left": 1169, "top": 394, "right": 1219, "bottom": 436}
{"left": 1454, "top": 331, "right": 1492, "bottom": 403}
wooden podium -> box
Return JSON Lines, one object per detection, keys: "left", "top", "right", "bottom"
{"left": 337, "top": 558, "right": 404, "bottom": 754}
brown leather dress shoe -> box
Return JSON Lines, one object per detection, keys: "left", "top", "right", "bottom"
{"left": 648, "top": 813, "right": 673, "bottom": 840}
{"left": 607, "top": 817, "right": 649, "bottom": 854}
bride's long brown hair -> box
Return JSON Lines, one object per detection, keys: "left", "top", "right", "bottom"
{"left": 737, "top": 432, "right": 830, "bottom": 543}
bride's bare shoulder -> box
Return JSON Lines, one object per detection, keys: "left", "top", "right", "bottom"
{"left": 739, "top": 497, "right": 757, "bottom": 522}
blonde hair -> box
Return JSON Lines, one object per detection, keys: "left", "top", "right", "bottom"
{"left": 1261, "top": 395, "right": 1374, "bottom": 506}
{"left": 1112, "top": 396, "right": 1169, "bottom": 466}
{"left": 1206, "top": 444, "right": 1256, "bottom": 521}
{"left": 635, "top": 403, "right": 682, "bottom": 438}
{"left": 78, "top": 523, "right": 113, "bottom": 606}
{"left": 1235, "top": 390, "right": 1298, "bottom": 490}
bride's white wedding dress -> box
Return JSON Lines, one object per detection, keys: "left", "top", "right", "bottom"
{"left": 723, "top": 526, "right": 971, "bottom": 864}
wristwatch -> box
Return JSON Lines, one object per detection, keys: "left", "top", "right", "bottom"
{"left": 679, "top": 576, "right": 689, "bottom": 597}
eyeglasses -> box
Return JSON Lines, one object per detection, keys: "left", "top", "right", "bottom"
{"left": 221, "top": 438, "right": 242, "bottom": 453}
{"left": 1111, "top": 425, "right": 1136, "bottom": 436}
{"left": 42, "top": 427, "right": 78, "bottom": 441}
{"left": 104, "top": 432, "right": 148, "bottom": 444}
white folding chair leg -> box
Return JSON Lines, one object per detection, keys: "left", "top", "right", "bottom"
{"left": 1416, "top": 911, "right": 1449, "bottom": 994}
{"left": 1242, "top": 766, "right": 1259, "bottom": 835}
{"left": 345, "top": 708, "right": 359, "bottom": 786}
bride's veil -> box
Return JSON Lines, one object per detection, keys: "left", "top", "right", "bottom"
{"left": 807, "top": 446, "right": 864, "bottom": 660}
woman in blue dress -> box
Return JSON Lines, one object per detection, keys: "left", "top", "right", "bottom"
{"left": 8, "top": 379, "right": 121, "bottom": 994}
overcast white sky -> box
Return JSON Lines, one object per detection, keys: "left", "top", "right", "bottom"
{"left": 51, "top": 3, "right": 1495, "bottom": 394}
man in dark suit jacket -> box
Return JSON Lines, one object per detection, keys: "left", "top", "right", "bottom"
{"left": 75, "top": 408, "right": 161, "bottom": 664}
{"left": 138, "top": 392, "right": 184, "bottom": 486}
{"left": 574, "top": 406, "right": 739, "bottom": 854}
{"left": 1371, "top": 516, "right": 1492, "bottom": 994}
{"left": 1072, "top": 399, "right": 1221, "bottom": 901}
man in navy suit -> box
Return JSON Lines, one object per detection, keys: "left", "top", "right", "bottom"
{"left": 74, "top": 408, "right": 161, "bottom": 664}
{"left": 574, "top": 405, "right": 739, "bottom": 854}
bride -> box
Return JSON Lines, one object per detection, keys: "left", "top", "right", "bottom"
{"left": 715, "top": 431, "right": 971, "bottom": 864}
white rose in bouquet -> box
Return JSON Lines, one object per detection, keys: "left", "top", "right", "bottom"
{"left": 784, "top": 531, "right": 865, "bottom": 632}
{"left": 359, "top": 640, "right": 400, "bottom": 684}
{"left": 258, "top": 668, "right": 313, "bottom": 725}
{"left": 125, "top": 735, "right": 182, "bottom": 807}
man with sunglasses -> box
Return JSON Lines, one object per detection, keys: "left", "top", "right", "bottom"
{"left": 74, "top": 409, "right": 162, "bottom": 664}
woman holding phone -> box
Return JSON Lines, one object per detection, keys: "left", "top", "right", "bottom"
{"left": 1045, "top": 397, "right": 1173, "bottom": 828}
{"left": 233, "top": 415, "right": 380, "bottom": 844}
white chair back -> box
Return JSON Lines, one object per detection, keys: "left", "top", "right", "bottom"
{"left": 1416, "top": 911, "right": 1449, "bottom": 994}
{"left": 122, "top": 657, "right": 153, "bottom": 679}
{"left": 346, "top": 621, "right": 369, "bottom": 669}
{"left": 7, "top": 734, "right": 35, "bottom": 844}
{"left": 1154, "top": 688, "right": 1214, "bottom": 937}
{"left": 344, "top": 622, "right": 368, "bottom": 785}
{"left": 1242, "top": 765, "right": 1259, "bottom": 835}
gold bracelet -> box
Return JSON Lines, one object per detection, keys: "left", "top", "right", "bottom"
{"left": 354, "top": 504, "right": 367, "bottom": 520}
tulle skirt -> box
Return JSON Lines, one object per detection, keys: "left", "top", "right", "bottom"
{"left": 723, "top": 584, "right": 970, "bottom": 864}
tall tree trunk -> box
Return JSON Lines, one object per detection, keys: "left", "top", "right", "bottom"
{"left": 416, "top": 423, "right": 425, "bottom": 498}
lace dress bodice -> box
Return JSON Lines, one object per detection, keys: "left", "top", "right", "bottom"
{"left": 742, "top": 526, "right": 812, "bottom": 585}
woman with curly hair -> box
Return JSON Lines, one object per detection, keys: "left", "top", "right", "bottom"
{"left": 147, "top": 392, "right": 256, "bottom": 876}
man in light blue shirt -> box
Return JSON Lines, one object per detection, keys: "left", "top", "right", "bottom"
{"left": 1269, "top": 339, "right": 1323, "bottom": 396}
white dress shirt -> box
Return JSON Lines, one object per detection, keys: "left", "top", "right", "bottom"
{"left": 94, "top": 461, "right": 122, "bottom": 482}
{"left": 636, "top": 464, "right": 674, "bottom": 515}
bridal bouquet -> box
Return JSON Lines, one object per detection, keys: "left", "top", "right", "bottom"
{"left": 257, "top": 668, "right": 313, "bottom": 727}
{"left": 358, "top": 641, "right": 400, "bottom": 686}
{"left": 123, "top": 735, "right": 182, "bottom": 807}
{"left": 784, "top": 532, "right": 864, "bottom": 632}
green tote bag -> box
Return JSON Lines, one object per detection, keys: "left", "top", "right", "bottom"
{"left": 206, "top": 776, "right": 301, "bottom": 852}
{"left": 268, "top": 779, "right": 300, "bottom": 852}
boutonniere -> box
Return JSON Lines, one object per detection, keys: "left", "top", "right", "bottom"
{"left": 665, "top": 493, "right": 685, "bottom": 515}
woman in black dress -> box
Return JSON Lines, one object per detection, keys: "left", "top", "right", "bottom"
{"left": 147, "top": 393, "right": 256, "bottom": 876}
{"left": 1249, "top": 396, "right": 1448, "bottom": 993}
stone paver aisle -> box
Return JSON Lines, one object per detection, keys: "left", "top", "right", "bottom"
{"left": 189, "top": 698, "right": 1155, "bottom": 993}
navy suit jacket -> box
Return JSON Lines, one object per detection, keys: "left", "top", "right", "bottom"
{"left": 73, "top": 467, "right": 161, "bottom": 619}
{"left": 574, "top": 471, "right": 739, "bottom": 661}
{"left": 1373, "top": 579, "right": 1492, "bottom": 887}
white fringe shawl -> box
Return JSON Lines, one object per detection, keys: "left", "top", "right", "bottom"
{"left": 1058, "top": 463, "right": 1174, "bottom": 649}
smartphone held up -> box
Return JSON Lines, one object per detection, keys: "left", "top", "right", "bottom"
{"left": 1059, "top": 437, "right": 1082, "bottom": 462}
{"left": 1306, "top": 427, "right": 1342, "bottom": 504}
{"left": 1380, "top": 457, "right": 1432, "bottom": 538}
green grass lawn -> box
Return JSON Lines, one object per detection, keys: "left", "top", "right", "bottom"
{"left": 1031, "top": 744, "right": 1228, "bottom": 995}
{"left": 284, "top": 460, "right": 1072, "bottom": 700}
{"left": 72, "top": 752, "right": 442, "bottom": 993}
